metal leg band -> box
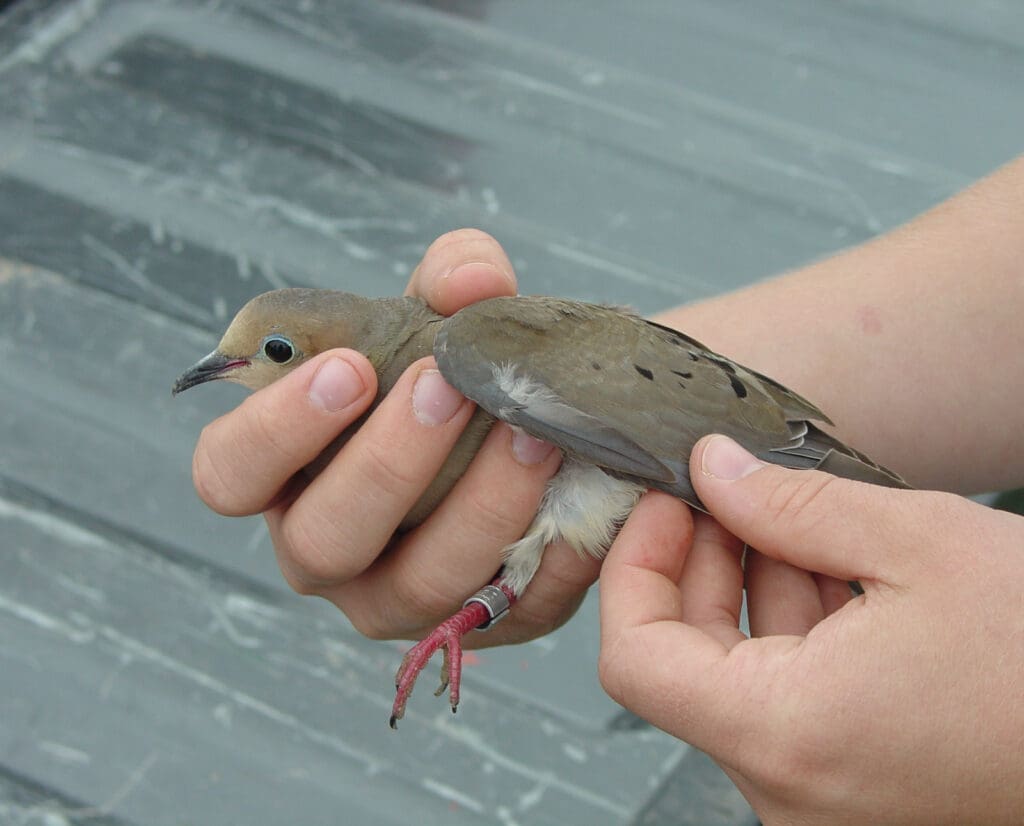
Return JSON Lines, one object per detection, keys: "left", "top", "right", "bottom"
{"left": 463, "top": 585, "right": 511, "bottom": 631}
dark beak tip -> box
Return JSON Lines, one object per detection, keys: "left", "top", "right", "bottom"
{"left": 171, "top": 375, "right": 199, "bottom": 397}
{"left": 171, "top": 351, "right": 239, "bottom": 396}
{"left": 171, "top": 367, "right": 206, "bottom": 397}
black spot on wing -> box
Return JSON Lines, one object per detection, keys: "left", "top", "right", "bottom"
{"left": 592, "top": 361, "right": 602, "bottom": 370}
{"left": 634, "top": 365, "right": 654, "bottom": 380}
{"left": 705, "top": 355, "right": 737, "bottom": 374}
{"left": 728, "top": 374, "right": 748, "bottom": 399}
{"left": 671, "top": 370, "right": 692, "bottom": 379}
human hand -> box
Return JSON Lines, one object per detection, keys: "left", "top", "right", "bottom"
{"left": 599, "top": 434, "right": 1024, "bottom": 825}
{"left": 191, "top": 229, "right": 600, "bottom": 646}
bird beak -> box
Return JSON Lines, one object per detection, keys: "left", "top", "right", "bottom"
{"left": 172, "top": 350, "right": 249, "bottom": 395}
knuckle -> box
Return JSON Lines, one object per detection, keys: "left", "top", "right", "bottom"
{"left": 752, "top": 721, "right": 844, "bottom": 797}
{"left": 597, "top": 631, "right": 632, "bottom": 706}
{"left": 245, "top": 394, "right": 302, "bottom": 467}
{"left": 336, "top": 577, "right": 420, "bottom": 641}
{"left": 343, "top": 604, "right": 391, "bottom": 640}
{"left": 389, "top": 564, "right": 456, "bottom": 627}
{"left": 278, "top": 512, "right": 346, "bottom": 588}
{"left": 462, "top": 485, "right": 532, "bottom": 541}
{"left": 356, "top": 439, "right": 422, "bottom": 500}
{"left": 693, "top": 513, "right": 739, "bottom": 556}
{"left": 277, "top": 564, "right": 322, "bottom": 598}
{"left": 192, "top": 422, "right": 247, "bottom": 515}
{"left": 763, "top": 471, "right": 839, "bottom": 540}
{"left": 501, "top": 596, "right": 557, "bottom": 639}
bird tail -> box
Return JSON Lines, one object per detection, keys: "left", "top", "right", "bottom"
{"left": 770, "top": 423, "right": 910, "bottom": 490}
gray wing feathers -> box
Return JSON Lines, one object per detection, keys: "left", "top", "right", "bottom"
{"left": 769, "top": 423, "right": 909, "bottom": 488}
{"left": 454, "top": 366, "right": 675, "bottom": 481}
{"left": 435, "top": 296, "right": 908, "bottom": 507}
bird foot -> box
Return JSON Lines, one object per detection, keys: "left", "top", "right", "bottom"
{"left": 390, "top": 581, "right": 515, "bottom": 728}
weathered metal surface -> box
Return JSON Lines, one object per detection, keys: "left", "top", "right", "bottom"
{"left": 2, "top": 1, "right": 1021, "bottom": 823}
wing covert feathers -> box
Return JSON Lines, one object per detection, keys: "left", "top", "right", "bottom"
{"left": 435, "top": 296, "right": 907, "bottom": 508}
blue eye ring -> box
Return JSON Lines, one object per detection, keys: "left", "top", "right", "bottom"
{"left": 262, "top": 335, "right": 295, "bottom": 365}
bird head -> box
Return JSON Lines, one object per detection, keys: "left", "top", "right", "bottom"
{"left": 172, "top": 288, "right": 375, "bottom": 394}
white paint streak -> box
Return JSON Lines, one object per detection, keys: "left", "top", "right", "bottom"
{"left": 561, "top": 743, "right": 588, "bottom": 763}
{"left": 258, "top": 258, "right": 288, "bottom": 291}
{"left": 751, "top": 154, "right": 883, "bottom": 232}
{"left": 517, "top": 779, "right": 548, "bottom": 811}
{"left": 213, "top": 295, "right": 228, "bottom": 320}
{"left": 6, "top": 754, "right": 159, "bottom": 824}
{"left": 546, "top": 241, "right": 688, "bottom": 294}
{"left": 434, "top": 720, "right": 630, "bottom": 818}
{"left": 80, "top": 233, "right": 207, "bottom": 322}
{"left": 213, "top": 702, "right": 234, "bottom": 728}
{"left": 39, "top": 741, "right": 92, "bottom": 766}
{"left": 74, "top": 752, "right": 159, "bottom": 819}
{"left": 320, "top": 637, "right": 362, "bottom": 664}
{"left": 0, "top": 0, "right": 101, "bottom": 72}
{"left": 492, "top": 67, "right": 663, "bottom": 129}
{"left": 0, "top": 497, "right": 105, "bottom": 548}
{"left": 481, "top": 186, "right": 500, "bottom": 215}
{"left": 245, "top": 521, "right": 268, "bottom": 552}
{"left": 54, "top": 574, "right": 105, "bottom": 606}
{"left": 97, "top": 626, "right": 382, "bottom": 766}
{"left": 235, "top": 252, "right": 252, "bottom": 281}
{"left": 495, "top": 805, "right": 521, "bottom": 826}
{"left": 223, "top": 593, "right": 285, "bottom": 628}
{"left": 420, "top": 778, "right": 486, "bottom": 814}
{"left": 207, "top": 601, "right": 262, "bottom": 649}
{"left": 526, "top": 634, "right": 558, "bottom": 654}
{"left": 0, "top": 594, "right": 96, "bottom": 644}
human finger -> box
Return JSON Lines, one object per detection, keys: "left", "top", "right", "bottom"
{"left": 266, "top": 358, "right": 475, "bottom": 592}
{"left": 691, "top": 435, "right": 920, "bottom": 585}
{"left": 677, "top": 513, "right": 747, "bottom": 648}
{"left": 744, "top": 550, "right": 829, "bottom": 637}
{"left": 324, "top": 422, "right": 561, "bottom": 638}
{"left": 405, "top": 228, "right": 517, "bottom": 316}
{"left": 192, "top": 350, "right": 377, "bottom": 517}
{"left": 598, "top": 492, "right": 753, "bottom": 747}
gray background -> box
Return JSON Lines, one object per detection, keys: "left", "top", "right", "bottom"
{"left": 1, "top": 1, "right": 1021, "bottom": 823}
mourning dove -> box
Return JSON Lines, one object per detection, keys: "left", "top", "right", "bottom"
{"left": 174, "top": 288, "right": 907, "bottom": 726}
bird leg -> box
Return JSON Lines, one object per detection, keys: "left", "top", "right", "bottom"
{"left": 388, "top": 460, "right": 640, "bottom": 728}
{"left": 390, "top": 578, "right": 515, "bottom": 728}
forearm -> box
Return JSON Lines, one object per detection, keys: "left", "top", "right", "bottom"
{"left": 655, "top": 155, "right": 1024, "bottom": 493}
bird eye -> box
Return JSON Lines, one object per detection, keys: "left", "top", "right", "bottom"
{"left": 262, "top": 335, "right": 295, "bottom": 364}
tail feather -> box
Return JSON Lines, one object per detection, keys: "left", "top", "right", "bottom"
{"left": 769, "top": 423, "right": 910, "bottom": 489}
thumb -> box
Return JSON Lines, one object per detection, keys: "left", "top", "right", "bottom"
{"left": 691, "top": 434, "right": 917, "bottom": 584}
{"left": 406, "top": 229, "right": 517, "bottom": 316}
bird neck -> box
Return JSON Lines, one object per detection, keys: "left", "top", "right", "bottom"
{"left": 360, "top": 296, "right": 443, "bottom": 394}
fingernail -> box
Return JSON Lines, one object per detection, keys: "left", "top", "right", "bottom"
{"left": 309, "top": 357, "right": 366, "bottom": 412}
{"left": 433, "top": 261, "right": 514, "bottom": 296}
{"left": 701, "top": 435, "right": 764, "bottom": 481}
{"left": 412, "top": 369, "right": 465, "bottom": 426}
{"left": 510, "top": 427, "right": 556, "bottom": 465}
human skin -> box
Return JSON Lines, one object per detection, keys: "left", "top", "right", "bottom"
{"left": 191, "top": 157, "right": 1024, "bottom": 820}
{"left": 591, "top": 156, "right": 1024, "bottom": 822}
{"left": 192, "top": 156, "right": 1024, "bottom": 643}
{"left": 599, "top": 439, "right": 1024, "bottom": 824}
{"left": 654, "top": 154, "right": 1024, "bottom": 495}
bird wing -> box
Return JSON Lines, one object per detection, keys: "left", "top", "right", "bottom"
{"left": 435, "top": 296, "right": 905, "bottom": 509}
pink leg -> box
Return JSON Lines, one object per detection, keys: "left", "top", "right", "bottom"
{"left": 390, "top": 580, "right": 516, "bottom": 728}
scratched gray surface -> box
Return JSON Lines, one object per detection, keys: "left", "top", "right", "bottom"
{"left": 1, "top": 1, "right": 1021, "bottom": 824}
